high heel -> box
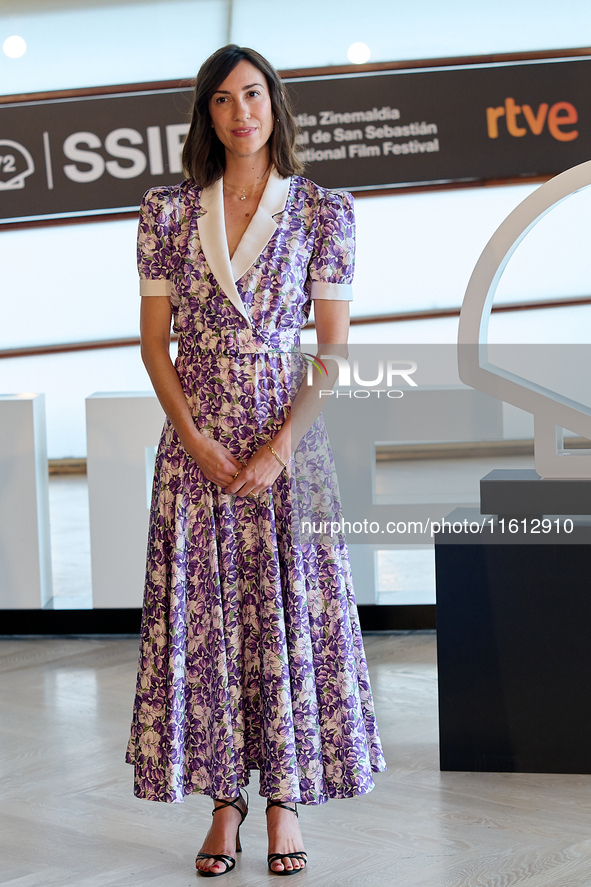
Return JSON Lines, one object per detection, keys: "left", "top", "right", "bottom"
{"left": 266, "top": 799, "right": 307, "bottom": 876}
{"left": 196, "top": 790, "right": 249, "bottom": 878}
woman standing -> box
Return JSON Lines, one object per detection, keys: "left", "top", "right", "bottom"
{"left": 126, "top": 44, "right": 386, "bottom": 877}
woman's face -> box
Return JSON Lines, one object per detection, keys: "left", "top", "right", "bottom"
{"left": 209, "top": 59, "right": 274, "bottom": 164}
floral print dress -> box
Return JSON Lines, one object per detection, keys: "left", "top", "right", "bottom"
{"left": 125, "top": 170, "right": 386, "bottom": 804}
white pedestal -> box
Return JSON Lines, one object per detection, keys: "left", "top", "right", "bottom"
{"left": 86, "top": 393, "right": 164, "bottom": 609}
{"left": 0, "top": 394, "right": 52, "bottom": 608}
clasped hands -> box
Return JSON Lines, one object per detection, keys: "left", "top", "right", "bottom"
{"left": 190, "top": 434, "right": 288, "bottom": 498}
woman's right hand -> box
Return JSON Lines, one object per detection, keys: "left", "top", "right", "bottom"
{"left": 185, "top": 433, "right": 243, "bottom": 488}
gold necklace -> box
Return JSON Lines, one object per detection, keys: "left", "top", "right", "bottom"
{"left": 223, "top": 175, "right": 269, "bottom": 201}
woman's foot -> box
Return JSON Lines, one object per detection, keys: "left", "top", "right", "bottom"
{"left": 266, "top": 800, "right": 307, "bottom": 875}
{"left": 196, "top": 794, "right": 248, "bottom": 876}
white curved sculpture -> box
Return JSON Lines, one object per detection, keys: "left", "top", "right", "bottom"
{"left": 458, "top": 160, "right": 591, "bottom": 479}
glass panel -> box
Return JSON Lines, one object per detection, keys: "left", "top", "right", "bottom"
{"left": 47, "top": 474, "right": 92, "bottom": 609}
{"left": 0, "top": 1, "right": 226, "bottom": 94}
{"left": 376, "top": 547, "right": 435, "bottom": 605}
{"left": 2, "top": 0, "right": 591, "bottom": 95}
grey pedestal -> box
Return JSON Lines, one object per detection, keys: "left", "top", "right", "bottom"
{"left": 480, "top": 468, "right": 591, "bottom": 517}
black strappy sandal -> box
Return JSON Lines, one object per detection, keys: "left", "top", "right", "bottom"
{"left": 266, "top": 800, "right": 308, "bottom": 877}
{"left": 196, "top": 790, "right": 249, "bottom": 878}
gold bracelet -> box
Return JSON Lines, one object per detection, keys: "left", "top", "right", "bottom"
{"left": 267, "top": 443, "right": 287, "bottom": 470}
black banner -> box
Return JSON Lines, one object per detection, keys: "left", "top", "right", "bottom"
{"left": 288, "top": 58, "right": 590, "bottom": 188}
{"left": 0, "top": 54, "right": 590, "bottom": 224}
{"left": 0, "top": 89, "right": 193, "bottom": 222}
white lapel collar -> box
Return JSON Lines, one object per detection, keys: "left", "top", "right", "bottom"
{"left": 230, "top": 169, "right": 291, "bottom": 283}
{"left": 197, "top": 177, "right": 252, "bottom": 328}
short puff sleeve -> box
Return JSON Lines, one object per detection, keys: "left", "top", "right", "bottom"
{"left": 307, "top": 189, "right": 355, "bottom": 301}
{"left": 137, "top": 188, "right": 178, "bottom": 304}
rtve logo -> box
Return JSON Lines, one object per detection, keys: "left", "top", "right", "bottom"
{"left": 486, "top": 99, "right": 578, "bottom": 142}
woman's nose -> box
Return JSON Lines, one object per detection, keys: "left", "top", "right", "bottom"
{"left": 234, "top": 97, "right": 250, "bottom": 120}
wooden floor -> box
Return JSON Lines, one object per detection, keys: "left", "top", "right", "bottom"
{"left": 2, "top": 633, "right": 591, "bottom": 887}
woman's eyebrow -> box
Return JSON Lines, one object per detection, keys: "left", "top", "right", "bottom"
{"left": 212, "top": 82, "right": 265, "bottom": 95}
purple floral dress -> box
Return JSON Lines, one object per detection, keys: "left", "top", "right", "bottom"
{"left": 126, "top": 171, "right": 386, "bottom": 804}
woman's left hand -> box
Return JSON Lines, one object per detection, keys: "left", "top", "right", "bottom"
{"left": 223, "top": 440, "right": 288, "bottom": 498}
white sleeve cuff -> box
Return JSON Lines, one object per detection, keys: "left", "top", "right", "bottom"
{"left": 310, "top": 280, "right": 353, "bottom": 301}
{"left": 139, "top": 278, "right": 172, "bottom": 297}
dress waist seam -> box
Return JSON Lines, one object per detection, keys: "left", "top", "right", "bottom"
{"left": 177, "top": 329, "right": 301, "bottom": 356}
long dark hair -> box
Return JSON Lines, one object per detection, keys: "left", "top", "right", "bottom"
{"left": 182, "top": 44, "right": 303, "bottom": 187}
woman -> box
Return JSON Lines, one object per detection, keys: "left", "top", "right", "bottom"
{"left": 126, "top": 44, "right": 386, "bottom": 877}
